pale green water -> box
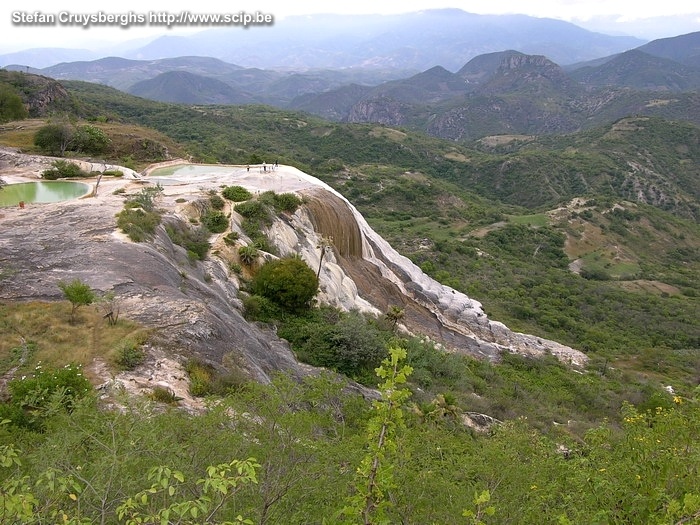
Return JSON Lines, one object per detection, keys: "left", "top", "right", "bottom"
{"left": 0, "top": 181, "right": 91, "bottom": 207}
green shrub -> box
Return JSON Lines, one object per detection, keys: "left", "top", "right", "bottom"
{"left": 114, "top": 339, "right": 145, "bottom": 370}
{"left": 222, "top": 185, "right": 253, "bottom": 202}
{"left": 235, "top": 200, "right": 270, "bottom": 223}
{"left": 241, "top": 294, "right": 280, "bottom": 322}
{"left": 165, "top": 222, "right": 211, "bottom": 260}
{"left": 5, "top": 363, "right": 92, "bottom": 429}
{"left": 116, "top": 186, "right": 164, "bottom": 241}
{"left": 202, "top": 210, "right": 228, "bottom": 233}
{"left": 280, "top": 310, "right": 386, "bottom": 380}
{"left": 102, "top": 169, "right": 123, "bottom": 177}
{"left": 57, "top": 278, "right": 96, "bottom": 323}
{"left": 150, "top": 386, "right": 178, "bottom": 404}
{"left": 209, "top": 193, "right": 225, "bottom": 210}
{"left": 34, "top": 123, "right": 72, "bottom": 156}
{"left": 273, "top": 192, "right": 303, "bottom": 213}
{"left": 42, "top": 160, "right": 89, "bottom": 180}
{"left": 251, "top": 256, "right": 318, "bottom": 312}
{"left": 238, "top": 245, "right": 259, "bottom": 266}
{"left": 73, "top": 124, "right": 110, "bottom": 154}
{"left": 116, "top": 208, "right": 162, "bottom": 242}
{"left": 123, "top": 184, "right": 163, "bottom": 212}
{"left": 223, "top": 231, "right": 240, "bottom": 245}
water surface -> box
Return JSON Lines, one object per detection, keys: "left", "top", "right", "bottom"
{"left": 0, "top": 181, "right": 91, "bottom": 207}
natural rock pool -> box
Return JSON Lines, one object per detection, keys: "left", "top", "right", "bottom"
{"left": 0, "top": 181, "right": 91, "bottom": 207}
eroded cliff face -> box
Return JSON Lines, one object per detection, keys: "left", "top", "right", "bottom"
{"left": 0, "top": 152, "right": 586, "bottom": 403}
{"left": 269, "top": 183, "right": 587, "bottom": 366}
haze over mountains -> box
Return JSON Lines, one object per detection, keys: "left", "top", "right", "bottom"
{"left": 3, "top": 9, "right": 645, "bottom": 70}
{"left": 3, "top": 9, "right": 699, "bottom": 143}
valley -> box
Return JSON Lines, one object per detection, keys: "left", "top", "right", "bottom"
{"left": 0, "top": 15, "right": 699, "bottom": 520}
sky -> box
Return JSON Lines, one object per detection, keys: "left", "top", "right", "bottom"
{"left": 2, "top": 0, "right": 700, "bottom": 53}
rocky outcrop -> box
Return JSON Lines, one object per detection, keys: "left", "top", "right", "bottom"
{"left": 0, "top": 153, "right": 587, "bottom": 402}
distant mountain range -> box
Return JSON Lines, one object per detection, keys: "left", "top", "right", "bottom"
{"left": 2, "top": 9, "right": 645, "bottom": 71}
{"left": 3, "top": 13, "right": 699, "bottom": 142}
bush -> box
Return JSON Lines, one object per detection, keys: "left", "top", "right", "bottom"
{"left": 73, "top": 124, "right": 110, "bottom": 154}
{"left": 209, "top": 193, "right": 225, "bottom": 210}
{"left": 114, "top": 339, "right": 146, "bottom": 370}
{"left": 165, "top": 222, "right": 211, "bottom": 260}
{"left": 150, "top": 386, "right": 178, "bottom": 404}
{"left": 116, "top": 208, "right": 162, "bottom": 242}
{"left": 273, "top": 192, "right": 303, "bottom": 213}
{"left": 238, "top": 244, "right": 259, "bottom": 266}
{"left": 251, "top": 256, "right": 318, "bottom": 312}
{"left": 117, "top": 186, "right": 164, "bottom": 241}
{"left": 280, "top": 310, "right": 387, "bottom": 380}
{"left": 222, "top": 185, "right": 252, "bottom": 202}
{"left": 235, "top": 200, "right": 270, "bottom": 223}
{"left": 241, "top": 294, "right": 280, "bottom": 321}
{"left": 6, "top": 363, "right": 92, "bottom": 429}
{"left": 202, "top": 210, "right": 228, "bottom": 233}
{"left": 57, "top": 278, "right": 96, "bottom": 323}
{"left": 42, "top": 160, "right": 89, "bottom": 180}
{"left": 34, "top": 123, "right": 73, "bottom": 156}
{"left": 223, "top": 231, "right": 240, "bottom": 245}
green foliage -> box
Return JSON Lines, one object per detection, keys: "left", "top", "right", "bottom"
{"left": 72, "top": 124, "right": 110, "bottom": 154}
{"left": 202, "top": 210, "right": 229, "bottom": 233}
{"left": 238, "top": 244, "right": 259, "bottom": 266}
{"left": 34, "top": 123, "right": 73, "bottom": 156}
{"left": 222, "top": 185, "right": 253, "bottom": 202}
{"left": 149, "top": 386, "right": 178, "bottom": 405}
{"left": 116, "top": 208, "right": 162, "bottom": 242}
{"left": 223, "top": 231, "right": 240, "bottom": 245}
{"left": 235, "top": 200, "right": 271, "bottom": 223}
{"left": 258, "top": 190, "right": 303, "bottom": 213}
{"left": 340, "top": 346, "right": 413, "bottom": 524}
{"left": 209, "top": 193, "right": 225, "bottom": 210}
{"left": 114, "top": 339, "right": 145, "bottom": 371}
{"left": 241, "top": 294, "right": 280, "bottom": 322}
{"left": 185, "top": 359, "right": 247, "bottom": 397}
{"left": 116, "top": 459, "right": 259, "bottom": 524}
{"left": 3, "top": 362, "right": 92, "bottom": 430}
{"left": 279, "top": 309, "right": 388, "bottom": 381}
{"left": 57, "top": 279, "right": 96, "bottom": 323}
{"left": 116, "top": 185, "right": 164, "bottom": 241}
{"left": 123, "top": 184, "right": 163, "bottom": 212}
{"left": 0, "top": 82, "right": 28, "bottom": 123}
{"left": 165, "top": 221, "right": 211, "bottom": 260}
{"left": 250, "top": 257, "right": 318, "bottom": 312}
{"left": 42, "top": 159, "right": 89, "bottom": 180}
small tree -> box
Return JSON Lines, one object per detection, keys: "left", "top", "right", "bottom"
{"left": 58, "top": 279, "right": 96, "bottom": 323}
{"left": 0, "top": 83, "right": 27, "bottom": 123}
{"left": 72, "top": 124, "right": 110, "bottom": 154}
{"left": 34, "top": 123, "right": 73, "bottom": 156}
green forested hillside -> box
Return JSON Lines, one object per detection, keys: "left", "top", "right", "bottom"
{"left": 8, "top": 78, "right": 697, "bottom": 390}
{"left": 1, "top": 77, "right": 699, "bottom": 523}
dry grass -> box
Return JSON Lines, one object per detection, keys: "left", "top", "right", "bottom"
{"left": 0, "top": 119, "right": 46, "bottom": 150}
{"left": 0, "top": 301, "right": 149, "bottom": 381}
{"left": 0, "top": 118, "right": 187, "bottom": 168}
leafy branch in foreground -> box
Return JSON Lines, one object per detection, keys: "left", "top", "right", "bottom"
{"left": 339, "top": 346, "right": 413, "bottom": 525}
{"left": 117, "top": 458, "right": 260, "bottom": 525}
